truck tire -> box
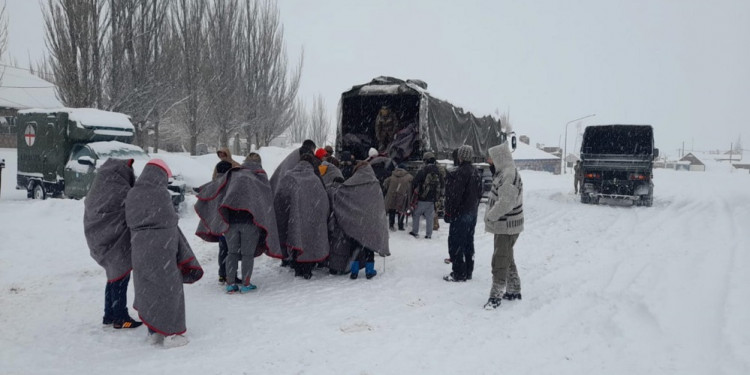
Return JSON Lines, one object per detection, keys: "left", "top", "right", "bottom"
{"left": 641, "top": 195, "right": 653, "bottom": 207}
{"left": 580, "top": 194, "right": 590, "bottom": 204}
{"left": 32, "top": 183, "right": 47, "bottom": 200}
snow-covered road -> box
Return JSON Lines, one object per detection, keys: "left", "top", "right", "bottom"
{"left": 1, "top": 147, "right": 748, "bottom": 374}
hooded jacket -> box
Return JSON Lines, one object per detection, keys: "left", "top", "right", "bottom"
{"left": 195, "top": 159, "right": 280, "bottom": 257}
{"left": 212, "top": 147, "right": 241, "bottom": 180}
{"left": 383, "top": 167, "right": 413, "bottom": 212}
{"left": 125, "top": 164, "right": 203, "bottom": 336}
{"left": 484, "top": 143, "right": 524, "bottom": 235}
{"left": 84, "top": 158, "right": 135, "bottom": 281}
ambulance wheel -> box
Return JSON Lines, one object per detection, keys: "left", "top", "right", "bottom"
{"left": 32, "top": 183, "right": 47, "bottom": 200}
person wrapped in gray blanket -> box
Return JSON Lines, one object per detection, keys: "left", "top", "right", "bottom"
{"left": 273, "top": 153, "right": 330, "bottom": 279}
{"left": 327, "top": 161, "right": 390, "bottom": 279}
{"left": 125, "top": 159, "right": 203, "bottom": 348}
{"left": 195, "top": 153, "right": 281, "bottom": 294}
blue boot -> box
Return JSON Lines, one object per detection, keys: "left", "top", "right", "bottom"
{"left": 350, "top": 261, "right": 360, "bottom": 279}
{"left": 365, "top": 262, "right": 377, "bottom": 279}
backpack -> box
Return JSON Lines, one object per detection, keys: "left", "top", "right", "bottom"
{"left": 419, "top": 169, "right": 441, "bottom": 201}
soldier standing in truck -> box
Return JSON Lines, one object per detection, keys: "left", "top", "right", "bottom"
{"left": 375, "top": 105, "right": 399, "bottom": 152}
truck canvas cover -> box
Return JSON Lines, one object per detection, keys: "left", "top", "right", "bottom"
{"left": 338, "top": 76, "right": 505, "bottom": 161}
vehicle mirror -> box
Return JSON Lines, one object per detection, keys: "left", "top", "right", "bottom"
{"left": 77, "top": 156, "right": 96, "bottom": 166}
{"left": 653, "top": 148, "right": 659, "bottom": 160}
{"left": 511, "top": 133, "right": 517, "bottom": 152}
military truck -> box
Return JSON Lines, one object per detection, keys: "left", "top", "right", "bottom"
{"left": 579, "top": 124, "right": 659, "bottom": 206}
{"left": 336, "top": 76, "right": 510, "bottom": 163}
{"left": 16, "top": 108, "right": 185, "bottom": 207}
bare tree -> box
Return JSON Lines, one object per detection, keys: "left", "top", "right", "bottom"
{"left": 307, "top": 94, "right": 330, "bottom": 146}
{"left": 171, "top": 0, "right": 208, "bottom": 155}
{"left": 205, "top": 0, "right": 242, "bottom": 148}
{"left": 239, "top": 0, "right": 302, "bottom": 148}
{"left": 43, "top": 0, "right": 106, "bottom": 107}
{"left": 288, "top": 98, "right": 309, "bottom": 144}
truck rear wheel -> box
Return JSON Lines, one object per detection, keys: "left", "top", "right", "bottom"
{"left": 32, "top": 183, "right": 47, "bottom": 200}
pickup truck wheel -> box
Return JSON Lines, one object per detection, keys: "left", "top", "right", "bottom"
{"left": 580, "top": 194, "right": 590, "bottom": 204}
{"left": 32, "top": 183, "right": 47, "bottom": 200}
{"left": 642, "top": 195, "right": 653, "bottom": 207}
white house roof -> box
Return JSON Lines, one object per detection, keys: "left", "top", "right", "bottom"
{"left": 513, "top": 142, "right": 560, "bottom": 161}
{"left": 0, "top": 65, "right": 63, "bottom": 109}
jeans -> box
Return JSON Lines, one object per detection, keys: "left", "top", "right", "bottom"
{"left": 104, "top": 274, "right": 131, "bottom": 320}
{"left": 448, "top": 214, "right": 477, "bottom": 280}
{"left": 490, "top": 234, "right": 521, "bottom": 298}
{"left": 387, "top": 209, "right": 405, "bottom": 229}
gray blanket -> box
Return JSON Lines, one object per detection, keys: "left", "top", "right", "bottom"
{"left": 270, "top": 148, "right": 301, "bottom": 194}
{"left": 84, "top": 158, "right": 134, "bottom": 281}
{"left": 195, "top": 160, "right": 280, "bottom": 257}
{"left": 321, "top": 162, "right": 344, "bottom": 187}
{"left": 329, "top": 164, "right": 390, "bottom": 257}
{"left": 273, "top": 160, "right": 330, "bottom": 263}
{"left": 126, "top": 164, "right": 203, "bottom": 336}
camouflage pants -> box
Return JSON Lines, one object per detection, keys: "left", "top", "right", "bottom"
{"left": 490, "top": 233, "right": 520, "bottom": 298}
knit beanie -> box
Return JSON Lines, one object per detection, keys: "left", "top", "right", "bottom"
{"left": 368, "top": 148, "right": 379, "bottom": 158}
{"left": 315, "top": 148, "right": 328, "bottom": 160}
{"left": 457, "top": 145, "right": 473, "bottom": 162}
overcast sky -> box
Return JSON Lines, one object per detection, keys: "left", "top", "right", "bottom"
{"left": 5, "top": 0, "right": 749, "bottom": 157}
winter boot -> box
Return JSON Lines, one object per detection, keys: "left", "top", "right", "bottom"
{"left": 350, "top": 261, "right": 360, "bottom": 280}
{"left": 365, "top": 262, "right": 377, "bottom": 279}
{"left": 225, "top": 284, "right": 240, "bottom": 294}
{"left": 163, "top": 334, "right": 189, "bottom": 348}
{"left": 502, "top": 292, "right": 522, "bottom": 301}
{"left": 443, "top": 272, "right": 466, "bottom": 282}
{"left": 113, "top": 316, "right": 143, "bottom": 329}
{"left": 484, "top": 297, "right": 501, "bottom": 310}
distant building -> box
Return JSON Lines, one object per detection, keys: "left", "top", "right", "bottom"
{"left": 514, "top": 142, "right": 561, "bottom": 174}
{"left": 678, "top": 153, "right": 705, "bottom": 172}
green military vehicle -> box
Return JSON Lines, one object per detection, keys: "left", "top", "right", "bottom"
{"left": 16, "top": 108, "right": 185, "bottom": 207}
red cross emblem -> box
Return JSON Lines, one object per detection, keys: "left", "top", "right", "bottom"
{"left": 24, "top": 125, "right": 36, "bottom": 147}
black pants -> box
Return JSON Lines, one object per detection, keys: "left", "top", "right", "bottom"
{"left": 218, "top": 235, "right": 228, "bottom": 278}
{"left": 448, "top": 214, "right": 477, "bottom": 280}
{"left": 104, "top": 274, "right": 130, "bottom": 320}
{"left": 387, "top": 209, "right": 405, "bottom": 229}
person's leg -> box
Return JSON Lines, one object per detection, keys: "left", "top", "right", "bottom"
{"left": 506, "top": 235, "right": 521, "bottom": 295}
{"left": 466, "top": 215, "right": 477, "bottom": 279}
{"left": 240, "top": 223, "right": 260, "bottom": 286}
{"left": 424, "top": 203, "right": 435, "bottom": 238}
{"left": 397, "top": 213, "right": 405, "bottom": 230}
{"left": 490, "top": 234, "right": 515, "bottom": 298}
{"left": 104, "top": 280, "right": 114, "bottom": 323}
{"left": 218, "top": 235, "right": 228, "bottom": 281}
{"left": 110, "top": 274, "right": 131, "bottom": 320}
{"left": 450, "top": 216, "right": 468, "bottom": 280}
{"left": 411, "top": 201, "right": 425, "bottom": 235}
{"left": 388, "top": 210, "right": 396, "bottom": 229}
{"left": 364, "top": 248, "right": 377, "bottom": 279}
{"left": 224, "top": 224, "right": 242, "bottom": 289}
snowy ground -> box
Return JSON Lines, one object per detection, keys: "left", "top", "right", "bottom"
{"left": 1, "top": 147, "right": 749, "bottom": 375}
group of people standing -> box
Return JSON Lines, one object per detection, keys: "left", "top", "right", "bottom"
{"left": 84, "top": 158, "right": 204, "bottom": 348}
{"left": 83, "top": 136, "right": 525, "bottom": 349}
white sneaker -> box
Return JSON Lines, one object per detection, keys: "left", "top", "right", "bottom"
{"left": 163, "top": 334, "right": 189, "bottom": 348}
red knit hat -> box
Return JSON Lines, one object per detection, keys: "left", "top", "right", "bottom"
{"left": 146, "top": 158, "right": 173, "bottom": 178}
{"left": 314, "top": 148, "right": 328, "bottom": 160}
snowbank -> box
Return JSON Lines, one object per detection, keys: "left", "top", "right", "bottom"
{"left": 0, "top": 147, "right": 748, "bottom": 374}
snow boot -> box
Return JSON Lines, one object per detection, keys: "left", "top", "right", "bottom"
{"left": 163, "top": 334, "right": 189, "bottom": 348}
{"left": 443, "top": 272, "right": 466, "bottom": 282}
{"left": 409, "top": 232, "right": 419, "bottom": 238}
{"left": 225, "top": 284, "right": 240, "bottom": 294}
{"left": 350, "top": 261, "right": 360, "bottom": 280}
{"left": 502, "top": 292, "right": 522, "bottom": 301}
{"left": 365, "top": 262, "right": 377, "bottom": 279}
{"left": 484, "top": 297, "right": 501, "bottom": 310}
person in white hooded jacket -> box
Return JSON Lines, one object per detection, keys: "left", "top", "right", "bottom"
{"left": 483, "top": 141, "right": 524, "bottom": 309}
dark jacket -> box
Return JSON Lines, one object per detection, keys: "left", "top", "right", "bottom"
{"left": 444, "top": 161, "right": 482, "bottom": 220}
{"left": 412, "top": 163, "right": 444, "bottom": 203}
